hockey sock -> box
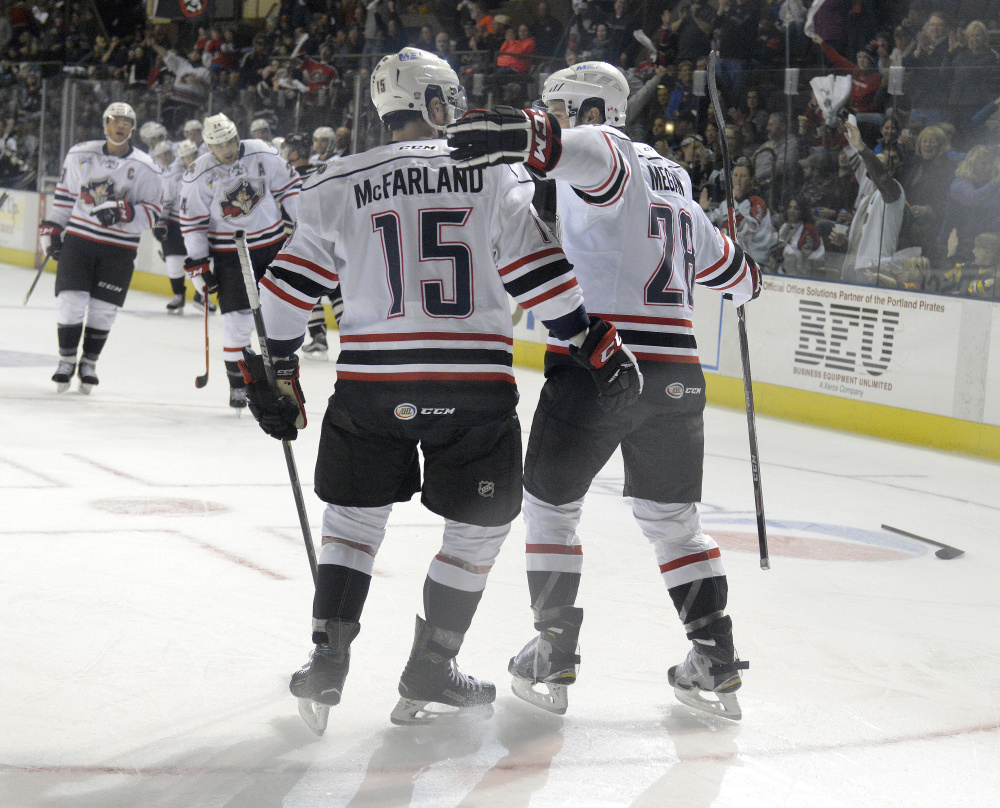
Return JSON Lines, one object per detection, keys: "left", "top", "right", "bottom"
{"left": 527, "top": 570, "right": 581, "bottom": 614}
{"left": 312, "top": 564, "right": 372, "bottom": 643}
{"left": 307, "top": 303, "right": 326, "bottom": 338}
{"left": 57, "top": 323, "right": 83, "bottom": 357}
{"left": 668, "top": 575, "right": 729, "bottom": 640}
{"left": 81, "top": 326, "right": 109, "bottom": 362}
{"left": 170, "top": 275, "right": 186, "bottom": 295}
{"left": 423, "top": 577, "right": 483, "bottom": 635}
{"left": 224, "top": 360, "right": 246, "bottom": 389}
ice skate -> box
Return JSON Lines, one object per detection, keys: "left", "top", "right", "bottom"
{"left": 289, "top": 620, "right": 360, "bottom": 736}
{"left": 300, "top": 332, "right": 328, "bottom": 361}
{"left": 77, "top": 359, "right": 98, "bottom": 394}
{"left": 52, "top": 359, "right": 76, "bottom": 393}
{"left": 192, "top": 291, "right": 217, "bottom": 313}
{"left": 509, "top": 606, "right": 582, "bottom": 715}
{"left": 391, "top": 615, "right": 495, "bottom": 726}
{"left": 166, "top": 293, "right": 185, "bottom": 314}
{"left": 667, "top": 617, "right": 748, "bottom": 721}
{"left": 229, "top": 387, "right": 247, "bottom": 410}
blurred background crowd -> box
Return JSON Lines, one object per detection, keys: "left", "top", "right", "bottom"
{"left": 2, "top": 0, "right": 1000, "bottom": 298}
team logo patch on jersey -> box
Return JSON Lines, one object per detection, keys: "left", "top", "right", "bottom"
{"left": 80, "top": 176, "right": 117, "bottom": 207}
{"left": 666, "top": 382, "right": 685, "bottom": 399}
{"left": 394, "top": 403, "right": 417, "bottom": 420}
{"left": 478, "top": 481, "right": 495, "bottom": 498}
{"left": 220, "top": 179, "right": 264, "bottom": 219}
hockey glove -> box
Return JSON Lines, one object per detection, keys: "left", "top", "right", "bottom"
{"left": 38, "top": 220, "right": 63, "bottom": 260}
{"left": 570, "top": 316, "right": 643, "bottom": 413}
{"left": 723, "top": 254, "right": 763, "bottom": 303}
{"left": 446, "top": 106, "right": 562, "bottom": 174}
{"left": 238, "top": 349, "right": 306, "bottom": 441}
{"left": 184, "top": 256, "right": 219, "bottom": 294}
{"left": 93, "top": 199, "right": 135, "bottom": 227}
{"left": 152, "top": 218, "right": 168, "bottom": 243}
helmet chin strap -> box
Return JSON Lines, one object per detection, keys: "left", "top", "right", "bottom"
{"left": 105, "top": 126, "right": 131, "bottom": 146}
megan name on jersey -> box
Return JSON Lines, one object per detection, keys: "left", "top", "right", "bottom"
{"left": 351, "top": 164, "right": 484, "bottom": 209}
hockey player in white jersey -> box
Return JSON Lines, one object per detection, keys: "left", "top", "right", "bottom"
{"left": 448, "top": 61, "right": 761, "bottom": 720}
{"left": 154, "top": 139, "right": 207, "bottom": 314}
{"left": 238, "top": 48, "right": 640, "bottom": 734}
{"left": 40, "top": 102, "right": 162, "bottom": 393}
{"left": 179, "top": 113, "right": 301, "bottom": 407}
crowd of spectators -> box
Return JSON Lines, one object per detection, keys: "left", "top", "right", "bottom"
{"left": 2, "top": 0, "right": 1000, "bottom": 299}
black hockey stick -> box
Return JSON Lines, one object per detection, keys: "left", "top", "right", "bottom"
{"left": 0, "top": 192, "right": 8, "bottom": 211}
{"left": 195, "top": 282, "right": 210, "bottom": 388}
{"left": 708, "top": 50, "right": 770, "bottom": 570}
{"left": 23, "top": 254, "right": 51, "bottom": 305}
{"left": 881, "top": 524, "right": 964, "bottom": 560}
{"left": 234, "top": 230, "right": 318, "bottom": 583}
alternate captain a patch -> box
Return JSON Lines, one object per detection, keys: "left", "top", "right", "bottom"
{"left": 80, "top": 176, "right": 116, "bottom": 207}
{"left": 220, "top": 179, "right": 264, "bottom": 219}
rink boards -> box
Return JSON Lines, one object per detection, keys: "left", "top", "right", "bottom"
{"left": 5, "top": 187, "right": 1000, "bottom": 458}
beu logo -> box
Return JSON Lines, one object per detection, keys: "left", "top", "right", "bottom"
{"left": 794, "top": 301, "right": 898, "bottom": 377}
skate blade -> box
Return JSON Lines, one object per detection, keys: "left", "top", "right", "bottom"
{"left": 167, "top": 308, "right": 185, "bottom": 315}
{"left": 296, "top": 697, "right": 330, "bottom": 736}
{"left": 389, "top": 697, "right": 494, "bottom": 727}
{"left": 301, "top": 350, "right": 328, "bottom": 362}
{"left": 510, "top": 676, "right": 569, "bottom": 715}
{"left": 673, "top": 685, "right": 742, "bottom": 721}
{"left": 55, "top": 381, "right": 71, "bottom": 393}
{"left": 78, "top": 382, "right": 94, "bottom": 395}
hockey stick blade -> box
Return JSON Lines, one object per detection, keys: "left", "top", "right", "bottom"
{"left": 881, "top": 524, "right": 964, "bottom": 559}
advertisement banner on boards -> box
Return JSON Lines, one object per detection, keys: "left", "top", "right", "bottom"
{"left": 752, "top": 277, "right": 962, "bottom": 417}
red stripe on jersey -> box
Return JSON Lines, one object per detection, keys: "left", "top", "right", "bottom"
{"left": 273, "top": 252, "right": 337, "bottom": 281}
{"left": 525, "top": 544, "right": 583, "bottom": 555}
{"left": 64, "top": 230, "right": 139, "bottom": 250}
{"left": 659, "top": 547, "right": 721, "bottom": 573}
{"left": 631, "top": 352, "right": 701, "bottom": 363}
{"left": 520, "top": 278, "right": 578, "bottom": 309}
{"left": 593, "top": 312, "right": 693, "bottom": 328}
{"left": 697, "top": 236, "right": 731, "bottom": 278}
{"left": 715, "top": 262, "right": 748, "bottom": 291}
{"left": 223, "top": 346, "right": 245, "bottom": 354}
{"left": 272, "top": 178, "right": 300, "bottom": 195}
{"left": 208, "top": 221, "right": 282, "bottom": 237}
{"left": 336, "top": 370, "right": 515, "bottom": 382}
{"left": 499, "top": 247, "right": 564, "bottom": 277}
{"left": 578, "top": 132, "right": 621, "bottom": 195}
{"left": 69, "top": 215, "right": 139, "bottom": 235}
{"left": 211, "top": 231, "right": 285, "bottom": 252}
{"left": 340, "top": 332, "right": 513, "bottom": 345}
{"left": 260, "top": 276, "right": 314, "bottom": 310}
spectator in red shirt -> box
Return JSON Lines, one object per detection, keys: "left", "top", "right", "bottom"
{"left": 812, "top": 33, "right": 883, "bottom": 117}
{"left": 496, "top": 23, "right": 536, "bottom": 76}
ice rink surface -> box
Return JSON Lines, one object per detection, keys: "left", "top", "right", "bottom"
{"left": 2, "top": 264, "right": 999, "bottom": 808}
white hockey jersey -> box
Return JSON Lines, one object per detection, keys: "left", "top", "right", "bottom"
{"left": 158, "top": 159, "right": 185, "bottom": 224}
{"left": 179, "top": 139, "right": 301, "bottom": 257}
{"left": 259, "top": 139, "right": 585, "bottom": 387}
{"left": 548, "top": 125, "right": 757, "bottom": 364}
{"left": 50, "top": 141, "right": 162, "bottom": 250}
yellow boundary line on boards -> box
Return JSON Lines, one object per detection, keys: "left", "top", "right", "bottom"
{"left": 14, "top": 257, "right": 1000, "bottom": 460}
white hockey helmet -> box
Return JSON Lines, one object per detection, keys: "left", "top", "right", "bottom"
{"left": 542, "top": 62, "right": 629, "bottom": 127}
{"left": 139, "top": 121, "right": 169, "bottom": 145}
{"left": 176, "top": 138, "right": 200, "bottom": 160}
{"left": 312, "top": 125, "right": 335, "bottom": 141}
{"left": 271, "top": 136, "right": 285, "bottom": 152}
{"left": 370, "top": 48, "right": 466, "bottom": 131}
{"left": 183, "top": 118, "right": 203, "bottom": 133}
{"left": 102, "top": 102, "right": 136, "bottom": 145}
{"left": 202, "top": 113, "right": 239, "bottom": 145}
{"left": 250, "top": 118, "right": 272, "bottom": 138}
{"left": 152, "top": 141, "right": 174, "bottom": 165}
{"left": 103, "top": 102, "right": 137, "bottom": 128}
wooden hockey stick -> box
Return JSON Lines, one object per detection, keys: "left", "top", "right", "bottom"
{"left": 708, "top": 51, "right": 770, "bottom": 570}
{"left": 234, "top": 230, "right": 318, "bottom": 583}
{"left": 195, "top": 281, "right": 210, "bottom": 388}
{"left": 23, "top": 254, "right": 51, "bottom": 305}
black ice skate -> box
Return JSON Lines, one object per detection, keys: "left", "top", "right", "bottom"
{"left": 77, "top": 358, "right": 99, "bottom": 394}
{"left": 52, "top": 358, "right": 76, "bottom": 393}
{"left": 391, "top": 615, "right": 495, "bottom": 726}
{"left": 509, "top": 606, "right": 582, "bottom": 715}
{"left": 192, "top": 291, "right": 217, "bottom": 313}
{"left": 166, "top": 293, "right": 185, "bottom": 314}
{"left": 667, "top": 616, "right": 748, "bottom": 721}
{"left": 300, "top": 331, "right": 328, "bottom": 361}
{"left": 289, "top": 619, "right": 360, "bottom": 736}
{"left": 229, "top": 387, "right": 247, "bottom": 410}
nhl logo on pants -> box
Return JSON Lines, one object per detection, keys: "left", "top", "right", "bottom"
{"left": 478, "top": 481, "right": 495, "bottom": 498}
